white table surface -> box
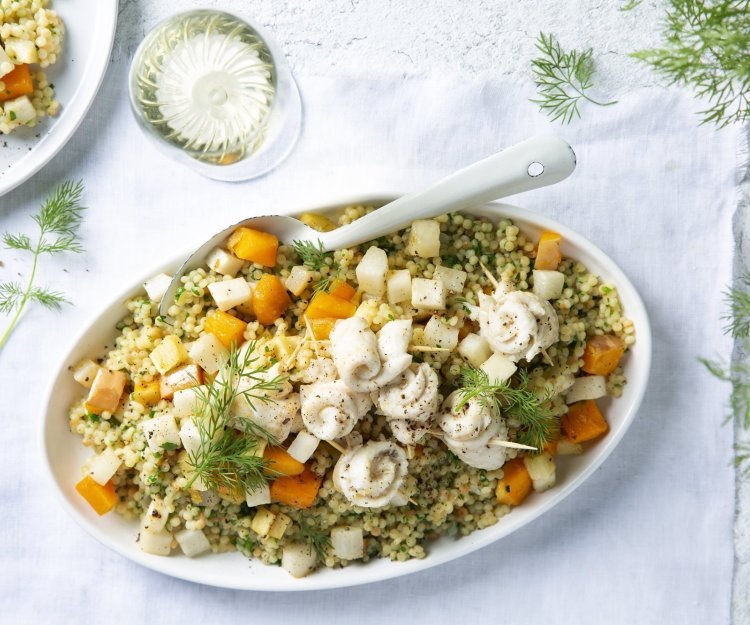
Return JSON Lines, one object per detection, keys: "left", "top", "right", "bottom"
{"left": 0, "top": 1, "right": 747, "bottom": 623}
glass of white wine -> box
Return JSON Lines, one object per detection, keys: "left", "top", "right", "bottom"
{"left": 128, "top": 9, "right": 302, "bottom": 181}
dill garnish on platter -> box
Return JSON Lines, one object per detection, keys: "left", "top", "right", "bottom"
{"left": 296, "top": 515, "right": 331, "bottom": 559}
{"left": 185, "top": 342, "right": 287, "bottom": 495}
{"left": 292, "top": 239, "right": 340, "bottom": 294}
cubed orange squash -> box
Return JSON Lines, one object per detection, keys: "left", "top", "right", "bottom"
{"left": 263, "top": 446, "right": 305, "bottom": 477}
{"left": 226, "top": 227, "right": 279, "bottom": 267}
{"left": 309, "top": 317, "right": 336, "bottom": 340}
{"left": 270, "top": 467, "right": 323, "bottom": 509}
{"left": 0, "top": 64, "right": 33, "bottom": 102}
{"left": 582, "top": 334, "right": 626, "bottom": 376}
{"left": 496, "top": 458, "right": 532, "bottom": 506}
{"left": 204, "top": 310, "right": 247, "bottom": 348}
{"left": 561, "top": 400, "right": 609, "bottom": 443}
{"left": 328, "top": 280, "right": 356, "bottom": 301}
{"left": 252, "top": 274, "right": 291, "bottom": 325}
{"left": 75, "top": 476, "right": 118, "bottom": 515}
{"left": 305, "top": 291, "right": 356, "bottom": 320}
{"left": 132, "top": 380, "right": 161, "bottom": 406}
{"left": 535, "top": 230, "right": 562, "bottom": 270}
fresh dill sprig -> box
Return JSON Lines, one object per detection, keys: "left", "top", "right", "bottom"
{"left": 185, "top": 342, "right": 286, "bottom": 495}
{"left": 457, "top": 365, "right": 558, "bottom": 450}
{"left": 721, "top": 274, "right": 750, "bottom": 338}
{"left": 700, "top": 355, "right": 750, "bottom": 429}
{"left": 619, "top": 0, "right": 643, "bottom": 10}
{"left": 297, "top": 515, "right": 331, "bottom": 559}
{"left": 736, "top": 442, "right": 750, "bottom": 477}
{"left": 631, "top": 0, "right": 750, "bottom": 128}
{"left": 292, "top": 239, "right": 340, "bottom": 295}
{"left": 0, "top": 180, "right": 85, "bottom": 351}
{"left": 530, "top": 32, "right": 617, "bottom": 124}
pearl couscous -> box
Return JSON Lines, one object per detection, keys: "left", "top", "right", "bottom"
{"left": 68, "top": 207, "right": 634, "bottom": 577}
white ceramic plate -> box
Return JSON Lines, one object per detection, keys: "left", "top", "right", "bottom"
{"left": 41, "top": 196, "right": 652, "bottom": 591}
{"left": 0, "top": 0, "right": 118, "bottom": 196}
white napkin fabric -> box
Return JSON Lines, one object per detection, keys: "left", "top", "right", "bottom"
{"left": 0, "top": 67, "right": 744, "bottom": 624}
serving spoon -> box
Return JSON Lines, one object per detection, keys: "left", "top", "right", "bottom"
{"left": 159, "top": 134, "right": 576, "bottom": 315}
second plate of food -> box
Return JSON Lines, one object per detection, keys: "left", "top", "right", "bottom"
{"left": 42, "top": 196, "right": 651, "bottom": 590}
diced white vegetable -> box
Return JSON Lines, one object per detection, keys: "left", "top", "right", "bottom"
{"left": 524, "top": 452, "right": 556, "bottom": 492}
{"left": 235, "top": 281, "right": 257, "bottom": 316}
{"left": 208, "top": 277, "right": 253, "bottom": 312}
{"left": 73, "top": 359, "right": 101, "bottom": 389}
{"left": 411, "top": 278, "right": 446, "bottom": 310}
{"left": 532, "top": 270, "right": 566, "bottom": 300}
{"left": 188, "top": 333, "right": 227, "bottom": 375}
{"left": 141, "top": 414, "right": 181, "bottom": 452}
{"left": 85, "top": 368, "right": 127, "bottom": 415}
{"left": 175, "top": 528, "right": 211, "bottom": 557}
{"left": 150, "top": 335, "right": 188, "bottom": 375}
{"left": 142, "top": 497, "right": 168, "bottom": 533}
{"left": 251, "top": 507, "right": 276, "bottom": 537}
{"left": 356, "top": 246, "right": 388, "bottom": 297}
{"left": 285, "top": 265, "right": 314, "bottom": 296}
{"left": 287, "top": 430, "right": 320, "bottom": 463}
{"left": 566, "top": 376, "right": 607, "bottom": 404}
{"left": 245, "top": 483, "right": 271, "bottom": 507}
{"left": 87, "top": 447, "right": 122, "bottom": 486}
{"left": 205, "top": 247, "right": 245, "bottom": 277}
{"left": 268, "top": 512, "right": 292, "bottom": 539}
{"left": 160, "top": 363, "right": 203, "bottom": 400}
{"left": 179, "top": 419, "right": 201, "bottom": 456}
{"left": 4, "top": 95, "right": 35, "bottom": 124}
{"left": 282, "top": 542, "right": 318, "bottom": 578}
{"left": 406, "top": 220, "right": 441, "bottom": 258}
{"left": 423, "top": 316, "right": 459, "bottom": 350}
{"left": 137, "top": 528, "right": 173, "bottom": 556}
{"left": 0, "top": 47, "right": 14, "bottom": 78}
{"left": 458, "top": 333, "right": 492, "bottom": 367}
{"left": 433, "top": 265, "right": 467, "bottom": 293}
{"left": 143, "top": 273, "right": 172, "bottom": 303}
{"left": 386, "top": 269, "right": 412, "bottom": 304}
{"left": 3, "top": 38, "right": 38, "bottom": 64}
{"left": 331, "top": 526, "right": 364, "bottom": 560}
{"left": 172, "top": 387, "right": 204, "bottom": 419}
{"left": 480, "top": 353, "right": 517, "bottom": 383}
{"left": 557, "top": 438, "right": 583, "bottom": 455}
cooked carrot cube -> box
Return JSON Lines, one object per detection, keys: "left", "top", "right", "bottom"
{"left": 535, "top": 230, "right": 562, "bottom": 270}
{"left": 263, "top": 446, "right": 305, "bottom": 477}
{"left": 309, "top": 317, "right": 336, "bottom": 340}
{"left": 75, "top": 476, "right": 118, "bottom": 515}
{"left": 270, "top": 467, "right": 323, "bottom": 509}
{"left": 226, "top": 227, "right": 279, "bottom": 267}
{"left": 328, "top": 280, "right": 356, "bottom": 301}
{"left": 252, "top": 274, "right": 291, "bottom": 325}
{"left": 496, "top": 458, "right": 533, "bottom": 506}
{"left": 582, "top": 334, "right": 626, "bottom": 376}
{"left": 0, "top": 64, "right": 33, "bottom": 102}
{"left": 204, "top": 310, "right": 247, "bottom": 348}
{"left": 305, "top": 291, "right": 356, "bottom": 320}
{"left": 561, "top": 400, "right": 609, "bottom": 443}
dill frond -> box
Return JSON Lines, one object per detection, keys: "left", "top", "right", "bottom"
{"left": 297, "top": 515, "right": 331, "bottom": 559}
{"left": 722, "top": 273, "right": 750, "bottom": 338}
{"left": 293, "top": 238, "right": 341, "bottom": 295}
{"left": 700, "top": 355, "right": 750, "bottom": 429}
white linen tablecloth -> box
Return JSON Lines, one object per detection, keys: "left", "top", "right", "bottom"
{"left": 0, "top": 63, "right": 744, "bottom": 623}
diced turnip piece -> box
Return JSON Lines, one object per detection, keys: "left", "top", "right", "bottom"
{"left": 160, "top": 363, "right": 203, "bottom": 399}
{"left": 235, "top": 281, "right": 257, "bottom": 316}
{"left": 245, "top": 483, "right": 271, "bottom": 507}
{"left": 331, "top": 526, "right": 364, "bottom": 560}
{"left": 137, "top": 528, "right": 173, "bottom": 556}
{"left": 282, "top": 542, "right": 317, "bottom": 578}
{"left": 532, "top": 270, "right": 566, "bottom": 300}
{"left": 205, "top": 247, "right": 245, "bottom": 277}
{"left": 73, "top": 359, "right": 101, "bottom": 389}
{"left": 150, "top": 335, "right": 188, "bottom": 375}
{"left": 175, "top": 528, "right": 211, "bottom": 557}
{"left": 386, "top": 269, "right": 412, "bottom": 304}
{"left": 251, "top": 507, "right": 276, "bottom": 537}
{"left": 268, "top": 512, "right": 292, "bottom": 540}
{"left": 434, "top": 265, "right": 467, "bottom": 293}
{"left": 480, "top": 353, "right": 517, "bottom": 383}
{"left": 85, "top": 369, "right": 128, "bottom": 415}
{"left": 566, "top": 376, "right": 607, "bottom": 404}
{"left": 143, "top": 273, "right": 172, "bottom": 303}
{"left": 356, "top": 246, "right": 388, "bottom": 296}
{"left": 179, "top": 419, "right": 201, "bottom": 455}
{"left": 423, "top": 316, "right": 459, "bottom": 350}
{"left": 141, "top": 414, "right": 181, "bottom": 452}
{"left": 172, "top": 386, "right": 205, "bottom": 419}
{"left": 524, "top": 452, "right": 556, "bottom": 492}
{"left": 3, "top": 38, "right": 38, "bottom": 64}
{"left": 458, "top": 333, "right": 492, "bottom": 367}
{"left": 4, "top": 95, "right": 35, "bottom": 124}
{"left": 142, "top": 497, "right": 168, "bottom": 533}
{"left": 557, "top": 438, "right": 583, "bottom": 455}
{"left": 406, "top": 220, "right": 441, "bottom": 258}
{"left": 285, "top": 266, "right": 314, "bottom": 296}
{"left": 188, "top": 333, "right": 227, "bottom": 375}
{"left": 208, "top": 277, "right": 253, "bottom": 312}
{"left": 0, "top": 47, "right": 14, "bottom": 78}
{"left": 287, "top": 430, "right": 320, "bottom": 463}
{"left": 411, "top": 278, "right": 446, "bottom": 310}
{"left": 87, "top": 447, "right": 122, "bottom": 486}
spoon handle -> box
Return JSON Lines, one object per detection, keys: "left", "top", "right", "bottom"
{"left": 320, "top": 134, "right": 576, "bottom": 251}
